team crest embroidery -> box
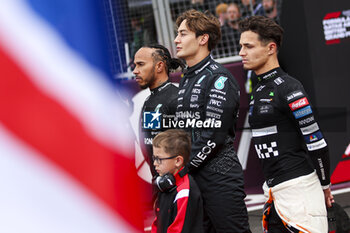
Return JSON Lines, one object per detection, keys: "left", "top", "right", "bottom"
{"left": 214, "top": 76, "right": 228, "bottom": 90}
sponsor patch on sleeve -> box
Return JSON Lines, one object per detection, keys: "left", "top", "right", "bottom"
{"left": 293, "top": 106, "right": 312, "bottom": 119}
{"left": 298, "top": 116, "right": 315, "bottom": 126}
{"left": 304, "top": 131, "right": 323, "bottom": 143}
{"left": 306, "top": 138, "right": 327, "bottom": 151}
{"left": 289, "top": 97, "right": 309, "bottom": 111}
{"left": 286, "top": 90, "right": 304, "bottom": 101}
{"left": 300, "top": 122, "right": 319, "bottom": 135}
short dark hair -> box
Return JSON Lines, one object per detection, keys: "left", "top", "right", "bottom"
{"left": 143, "top": 44, "right": 185, "bottom": 75}
{"left": 176, "top": 9, "right": 221, "bottom": 51}
{"left": 239, "top": 16, "right": 283, "bottom": 50}
{"left": 153, "top": 129, "right": 191, "bottom": 164}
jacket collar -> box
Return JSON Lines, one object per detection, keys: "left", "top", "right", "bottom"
{"left": 150, "top": 80, "right": 170, "bottom": 95}
{"left": 185, "top": 55, "right": 211, "bottom": 77}
{"left": 256, "top": 67, "right": 285, "bottom": 83}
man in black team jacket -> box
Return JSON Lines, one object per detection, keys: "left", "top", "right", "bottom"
{"left": 174, "top": 10, "right": 250, "bottom": 233}
{"left": 134, "top": 44, "right": 183, "bottom": 176}
{"left": 239, "top": 16, "right": 334, "bottom": 232}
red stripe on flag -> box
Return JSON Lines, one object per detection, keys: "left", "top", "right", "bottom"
{"left": 0, "top": 45, "right": 143, "bottom": 230}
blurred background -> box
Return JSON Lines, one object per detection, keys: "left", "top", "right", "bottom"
{"left": 0, "top": 0, "right": 349, "bottom": 232}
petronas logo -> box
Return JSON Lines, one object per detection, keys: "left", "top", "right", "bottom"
{"left": 214, "top": 76, "right": 228, "bottom": 90}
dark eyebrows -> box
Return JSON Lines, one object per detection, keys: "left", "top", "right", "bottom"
{"left": 177, "top": 29, "right": 188, "bottom": 34}
{"left": 240, "top": 42, "right": 251, "bottom": 46}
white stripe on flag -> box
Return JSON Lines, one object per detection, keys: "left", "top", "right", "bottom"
{"left": 0, "top": 124, "right": 137, "bottom": 233}
{"left": 0, "top": 0, "right": 133, "bottom": 155}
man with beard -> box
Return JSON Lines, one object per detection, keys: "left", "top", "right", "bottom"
{"left": 263, "top": 0, "right": 279, "bottom": 24}
{"left": 133, "top": 44, "right": 184, "bottom": 176}
{"left": 240, "top": 0, "right": 265, "bottom": 18}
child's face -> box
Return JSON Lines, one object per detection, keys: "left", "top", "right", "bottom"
{"left": 153, "top": 146, "right": 179, "bottom": 176}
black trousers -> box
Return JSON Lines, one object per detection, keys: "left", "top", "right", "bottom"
{"left": 267, "top": 203, "right": 290, "bottom": 233}
{"left": 193, "top": 154, "right": 251, "bottom": 233}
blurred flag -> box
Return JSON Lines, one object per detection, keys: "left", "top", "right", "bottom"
{"left": 0, "top": 0, "right": 143, "bottom": 232}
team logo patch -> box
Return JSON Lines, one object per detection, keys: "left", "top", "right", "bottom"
{"left": 214, "top": 76, "right": 228, "bottom": 90}
{"left": 143, "top": 110, "right": 161, "bottom": 129}
{"left": 289, "top": 97, "right": 309, "bottom": 111}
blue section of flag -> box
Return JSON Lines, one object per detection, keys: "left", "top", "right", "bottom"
{"left": 25, "top": 0, "right": 114, "bottom": 82}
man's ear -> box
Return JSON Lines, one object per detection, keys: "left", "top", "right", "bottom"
{"left": 199, "top": 34, "right": 209, "bottom": 46}
{"left": 268, "top": 42, "right": 277, "bottom": 55}
{"left": 156, "top": 61, "right": 165, "bottom": 73}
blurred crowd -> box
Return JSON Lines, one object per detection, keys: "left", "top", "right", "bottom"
{"left": 128, "top": 0, "right": 281, "bottom": 64}
{"left": 212, "top": 0, "right": 280, "bottom": 58}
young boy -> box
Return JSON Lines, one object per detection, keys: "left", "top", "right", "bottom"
{"left": 151, "top": 129, "right": 203, "bottom": 233}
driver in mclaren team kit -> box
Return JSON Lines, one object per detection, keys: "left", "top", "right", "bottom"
{"left": 174, "top": 10, "right": 251, "bottom": 233}
{"left": 239, "top": 16, "right": 334, "bottom": 232}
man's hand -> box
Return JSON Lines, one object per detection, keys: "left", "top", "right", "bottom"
{"left": 323, "top": 188, "right": 334, "bottom": 208}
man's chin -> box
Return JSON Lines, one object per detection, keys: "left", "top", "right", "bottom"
{"left": 176, "top": 52, "right": 184, "bottom": 59}
{"left": 140, "top": 84, "right": 149, "bottom": 90}
{"left": 242, "top": 64, "right": 250, "bottom": 70}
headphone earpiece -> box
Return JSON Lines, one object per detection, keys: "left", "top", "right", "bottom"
{"left": 155, "top": 173, "right": 176, "bottom": 192}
